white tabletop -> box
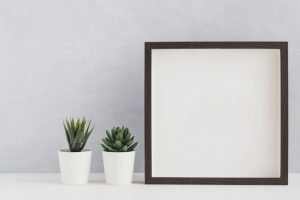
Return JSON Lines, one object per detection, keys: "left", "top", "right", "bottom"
{"left": 1, "top": 173, "right": 299, "bottom": 200}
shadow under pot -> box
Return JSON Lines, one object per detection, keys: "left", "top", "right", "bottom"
{"left": 58, "top": 149, "right": 92, "bottom": 184}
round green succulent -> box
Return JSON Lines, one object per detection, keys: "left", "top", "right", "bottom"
{"left": 102, "top": 126, "right": 138, "bottom": 152}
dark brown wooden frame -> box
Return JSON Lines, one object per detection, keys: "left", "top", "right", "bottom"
{"left": 145, "top": 42, "right": 288, "bottom": 185}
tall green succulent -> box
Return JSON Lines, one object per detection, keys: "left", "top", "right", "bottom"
{"left": 63, "top": 117, "right": 94, "bottom": 152}
{"left": 102, "top": 126, "right": 138, "bottom": 152}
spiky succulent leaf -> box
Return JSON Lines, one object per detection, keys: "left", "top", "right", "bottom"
{"left": 101, "top": 144, "right": 110, "bottom": 151}
{"left": 71, "top": 118, "right": 76, "bottom": 133}
{"left": 127, "top": 142, "right": 138, "bottom": 151}
{"left": 82, "top": 125, "right": 94, "bottom": 149}
{"left": 123, "top": 132, "right": 131, "bottom": 143}
{"left": 63, "top": 122, "right": 71, "bottom": 150}
{"left": 65, "top": 119, "right": 75, "bottom": 145}
{"left": 102, "top": 138, "right": 112, "bottom": 148}
{"left": 72, "top": 119, "right": 85, "bottom": 150}
{"left": 105, "top": 130, "right": 113, "bottom": 142}
{"left": 125, "top": 138, "right": 134, "bottom": 147}
{"left": 111, "top": 128, "right": 117, "bottom": 140}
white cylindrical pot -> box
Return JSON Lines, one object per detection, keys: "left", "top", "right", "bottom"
{"left": 102, "top": 151, "right": 135, "bottom": 185}
{"left": 58, "top": 150, "right": 92, "bottom": 184}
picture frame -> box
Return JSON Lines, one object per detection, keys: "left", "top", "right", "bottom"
{"left": 144, "top": 42, "right": 288, "bottom": 185}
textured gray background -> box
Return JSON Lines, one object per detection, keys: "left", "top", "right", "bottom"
{"left": 0, "top": 0, "right": 299, "bottom": 172}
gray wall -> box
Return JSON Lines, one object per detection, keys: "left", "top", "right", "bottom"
{"left": 0, "top": 0, "right": 299, "bottom": 172}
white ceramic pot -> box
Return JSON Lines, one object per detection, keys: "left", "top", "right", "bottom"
{"left": 102, "top": 151, "right": 135, "bottom": 185}
{"left": 58, "top": 149, "right": 92, "bottom": 184}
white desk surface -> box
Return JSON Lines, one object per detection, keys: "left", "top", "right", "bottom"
{"left": 0, "top": 173, "right": 299, "bottom": 200}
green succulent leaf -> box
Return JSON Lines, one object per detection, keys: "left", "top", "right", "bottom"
{"left": 101, "top": 144, "right": 110, "bottom": 151}
{"left": 123, "top": 132, "right": 131, "bottom": 143}
{"left": 71, "top": 118, "right": 76, "bottom": 133}
{"left": 82, "top": 124, "right": 94, "bottom": 148}
{"left": 63, "top": 122, "right": 71, "bottom": 150}
{"left": 102, "top": 138, "right": 112, "bottom": 148}
{"left": 128, "top": 142, "right": 138, "bottom": 151}
{"left": 106, "top": 130, "right": 113, "bottom": 142}
{"left": 121, "top": 146, "right": 128, "bottom": 152}
{"left": 65, "top": 119, "right": 75, "bottom": 145}
{"left": 115, "top": 140, "right": 122, "bottom": 149}
{"left": 111, "top": 128, "right": 117, "bottom": 140}
{"left": 125, "top": 138, "right": 134, "bottom": 147}
{"left": 117, "top": 132, "right": 123, "bottom": 143}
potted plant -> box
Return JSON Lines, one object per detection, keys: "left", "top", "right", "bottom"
{"left": 101, "top": 126, "right": 138, "bottom": 185}
{"left": 58, "top": 117, "right": 94, "bottom": 184}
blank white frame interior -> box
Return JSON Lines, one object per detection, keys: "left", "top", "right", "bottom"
{"left": 145, "top": 42, "right": 288, "bottom": 185}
